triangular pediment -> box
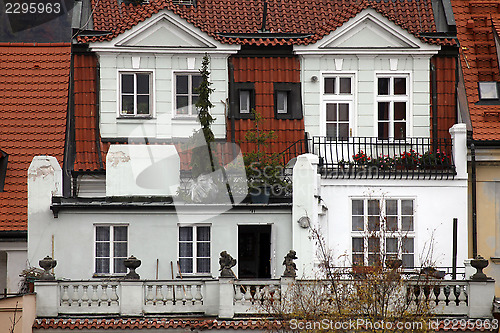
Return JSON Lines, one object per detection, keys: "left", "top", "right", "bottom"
{"left": 319, "top": 9, "right": 418, "bottom": 49}
{"left": 115, "top": 12, "right": 216, "bottom": 48}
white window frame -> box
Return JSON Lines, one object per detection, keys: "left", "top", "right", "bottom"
{"left": 375, "top": 73, "right": 410, "bottom": 140}
{"left": 321, "top": 73, "right": 355, "bottom": 139}
{"left": 173, "top": 72, "right": 203, "bottom": 117}
{"left": 351, "top": 198, "right": 415, "bottom": 268}
{"left": 178, "top": 224, "right": 212, "bottom": 276}
{"left": 276, "top": 90, "right": 289, "bottom": 114}
{"left": 93, "top": 224, "right": 129, "bottom": 276}
{"left": 239, "top": 90, "right": 251, "bottom": 114}
{"left": 118, "top": 71, "right": 154, "bottom": 118}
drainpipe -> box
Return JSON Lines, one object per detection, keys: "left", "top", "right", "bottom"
{"left": 430, "top": 61, "right": 438, "bottom": 146}
{"left": 471, "top": 142, "right": 477, "bottom": 258}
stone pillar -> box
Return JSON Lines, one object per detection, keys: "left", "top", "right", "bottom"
{"left": 449, "top": 123, "right": 467, "bottom": 180}
{"left": 292, "top": 154, "right": 319, "bottom": 278}
{"left": 34, "top": 281, "right": 59, "bottom": 317}
{"left": 218, "top": 277, "right": 234, "bottom": 319}
{"left": 468, "top": 280, "right": 495, "bottom": 318}
{"left": 119, "top": 281, "right": 143, "bottom": 316}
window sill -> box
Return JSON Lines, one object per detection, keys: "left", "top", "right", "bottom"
{"left": 117, "top": 116, "right": 154, "bottom": 122}
{"left": 172, "top": 116, "right": 199, "bottom": 121}
{"left": 92, "top": 273, "right": 127, "bottom": 278}
{"left": 176, "top": 274, "right": 214, "bottom": 279}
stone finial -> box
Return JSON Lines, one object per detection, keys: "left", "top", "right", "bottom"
{"left": 471, "top": 255, "right": 490, "bottom": 281}
{"left": 123, "top": 255, "right": 141, "bottom": 280}
{"left": 219, "top": 251, "right": 236, "bottom": 278}
{"left": 282, "top": 250, "right": 298, "bottom": 277}
{"left": 39, "top": 256, "right": 57, "bottom": 280}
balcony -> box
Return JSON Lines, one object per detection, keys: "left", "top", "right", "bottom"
{"left": 35, "top": 275, "right": 494, "bottom": 319}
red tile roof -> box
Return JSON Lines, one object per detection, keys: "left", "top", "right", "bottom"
{"left": 79, "top": 0, "right": 453, "bottom": 46}
{"left": 33, "top": 318, "right": 283, "bottom": 330}
{"left": 0, "top": 43, "right": 69, "bottom": 231}
{"left": 452, "top": 0, "right": 500, "bottom": 141}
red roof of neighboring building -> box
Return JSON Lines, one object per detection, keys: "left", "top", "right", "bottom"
{"left": 79, "top": 0, "right": 454, "bottom": 46}
{"left": 452, "top": 0, "right": 500, "bottom": 141}
{"left": 0, "top": 43, "right": 69, "bottom": 231}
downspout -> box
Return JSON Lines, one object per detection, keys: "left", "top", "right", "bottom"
{"left": 228, "top": 60, "right": 236, "bottom": 146}
{"left": 63, "top": 49, "right": 76, "bottom": 198}
{"left": 95, "top": 57, "right": 104, "bottom": 170}
{"left": 430, "top": 61, "right": 438, "bottom": 145}
{"left": 471, "top": 142, "right": 478, "bottom": 258}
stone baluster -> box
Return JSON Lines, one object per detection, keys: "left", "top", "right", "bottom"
{"left": 180, "top": 285, "right": 187, "bottom": 305}
{"left": 177, "top": 285, "right": 184, "bottom": 305}
{"left": 91, "top": 285, "right": 99, "bottom": 307}
{"left": 194, "top": 285, "right": 203, "bottom": 305}
{"left": 234, "top": 285, "right": 243, "bottom": 304}
{"left": 187, "top": 285, "right": 195, "bottom": 305}
{"left": 458, "top": 285, "right": 467, "bottom": 306}
{"left": 146, "top": 285, "right": 154, "bottom": 305}
{"left": 254, "top": 286, "right": 262, "bottom": 304}
{"left": 436, "top": 285, "right": 446, "bottom": 306}
{"left": 110, "top": 285, "right": 119, "bottom": 306}
{"left": 165, "top": 285, "right": 173, "bottom": 305}
{"left": 81, "top": 285, "right": 90, "bottom": 307}
{"left": 100, "top": 284, "right": 109, "bottom": 306}
{"left": 448, "top": 285, "right": 457, "bottom": 306}
{"left": 243, "top": 286, "right": 252, "bottom": 304}
{"left": 61, "top": 285, "right": 70, "bottom": 306}
{"left": 154, "top": 285, "right": 162, "bottom": 305}
{"left": 71, "top": 285, "right": 80, "bottom": 306}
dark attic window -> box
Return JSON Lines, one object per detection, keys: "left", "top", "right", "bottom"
{"left": 0, "top": 150, "right": 8, "bottom": 192}
{"left": 477, "top": 82, "right": 500, "bottom": 104}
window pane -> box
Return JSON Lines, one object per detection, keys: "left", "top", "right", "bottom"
{"left": 378, "top": 123, "right": 389, "bottom": 140}
{"left": 394, "top": 77, "right": 406, "bottom": 95}
{"left": 402, "top": 238, "right": 414, "bottom": 253}
{"left": 179, "top": 243, "right": 193, "bottom": 257}
{"left": 479, "top": 82, "right": 499, "bottom": 99}
{"left": 352, "top": 216, "right": 364, "bottom": 231}
{"left": 197, "top": 243, "right": 210, "bottom": 257}
{"left": 352, "top": 200, "right": 364, "bottom": 215}
{"left": 179, "top": 258, "right": 193, "bottom": 273}
{"left": 122, "top": 74, "right": 134, "bottom": 94}
{"left": 338, "top": 103, "right": 349, "bottom": 121}
{"left": 394, "top": 102, "right": 406, "bottom": 120}
{"left": 176, "top": 75, "right": 188, "bottom": 94}
{"left": 192, "top": 75, "right": 202, "bottom": 93}
{"left": 179, "top": 227, "right": 193, "bottom": 241}
{"left": 96, "top": 227, "right": 110, "bottom": 241}
{"left": 394, "top": 122, "right": 406, "bottom": 140}
{"left": 121, "top": 95, "right": 134, "bottom": 115}
{"left": 368, "top": 200, "right": 380, "bottom": 215}
{"left": 137, "top": 74, "right": 149, "bottom": 94}
{"left": 368, "top": 216, "right": 380, "bottom": 231}
{"left": 114, "top": 258, "right": 127, "bottom": 273}
{"left": 96, "top": 242, "right": 109, "bottom": 257}
{"left": 386, "top": 238, "right": 398, "bottom": 253}
{"left": 192, "top": 96, "right": 199, "bottom": 112}
{"left": 386, "top": 216, "right": 398, "bottom": 231}
{"left": 402, "top": 200, "right": 413, "bottom": 215}
{"left": 352, "top": 238, "right": 364, "bottom": 252}
{"left": 324, "top": 78, "right": 335, "bottom": 94}
{"left": 368, "top": 254, "right": 380, "bottom": 266}
{"left": 339, "top": 78, "right": 351, "bottom": 94}
{"left": 137, "top": 95, "right": 150, "bottom": 115}
{"left": 378, "top": 102, "right": 389, "bottom": 120}
{"left": 197, "top": 227, "right": 210, "bottom": 241}
{"left": 114, "top": 242, "right": 127, "bottom": 257}
{"left": 96, "top": 258, "right": 109, "bottom": 274}
{"left": 339, "top": 124, "right": 349, "bottom": 140}
{"left": 197, "top": 258, "right": 210, "bottom": 273}
{"left": 402, "top": 254, "right": 413, "bottom": 268}
{"left": 378, "top": 78, "right": 389, "bottom": 95}
{"left": 368, "top": 237, "right": 380, "bottom": 252}
{"left": 386, "top": 200, "right": 397, "bottom": 215}
{"left": 402, "top": 216, "right": 414, "bottom": 231}
{"left": 277, "top": 91, "right": 288, "bottom": 113}
{"left": 326, "top": 124, "right": 337, "bottom": 138}
{"left": 239, "top": 90, "right": 250, "bottom": 113}
{"left": 176, "top": 96, "right": 189, "bottom": 114}
{"left": 326, "top": 103, "right": 337, "bottom": 121}
{"left": 114, "top": 226, "right": 128, "bottom": 241}
{"left": 352, "top": 254, "right": 364, "bottom": 266}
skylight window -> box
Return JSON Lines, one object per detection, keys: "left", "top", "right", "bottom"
{"left": 478, "top": 82, "right": 499, "bottom": 100}
{"left": 0, "top": 150, "right": 8, "bottom": 192}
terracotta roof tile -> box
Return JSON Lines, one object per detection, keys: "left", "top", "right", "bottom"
{"left": 0, "top": 43, "right": 69, "bottom": 231}
{"left": 452, "top": 0, "right": 500, "bottom": 141}
{"left": 78, "top": 0, "right": 452, "bottom": 46}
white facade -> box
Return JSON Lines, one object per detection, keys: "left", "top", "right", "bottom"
{"left": 89, "top": 11, "right": 239, "bottom": 140}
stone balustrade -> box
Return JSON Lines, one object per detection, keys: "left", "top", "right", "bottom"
{"left": 34, "top": 277, "right": 495, "bottom": 319}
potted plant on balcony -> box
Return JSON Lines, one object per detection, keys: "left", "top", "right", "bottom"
{"left": 242, "top": 111, "right": 285, "bottom": 203}
{"left": 419, "top": 149, "right": 451, "bottom": 170}
{"left": 395, "top": 149, "right": 420, "bottom": 170}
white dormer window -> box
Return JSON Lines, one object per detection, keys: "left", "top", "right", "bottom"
{"left": 239, "top": 90, "right": 251, "bottom": 114}
{"left": 376, "top": 75, "right": 409, "bottom": 140}
{"left": 120, "top": 72, "right": 152, "bottom": 117}
{"left": 276, "top": 91, "right": 289, "bottom": 114}
{"left": 175, "top": 73, "right": 202, "bottom": 116}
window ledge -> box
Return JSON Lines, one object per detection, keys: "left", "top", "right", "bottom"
{"left": 490, "top": 257, "right": 500, "bottom": 264}
{"left": 117, "top": 116, "right": 154, "bottom": 122}
{"left": 92, "top": 273, "right": 127, "bottom": 278}
{"left": 172, "top": 116, "right": 199, "bottom": 121}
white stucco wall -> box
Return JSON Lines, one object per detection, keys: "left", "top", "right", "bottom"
{"left": 0, "top": 243, "right": 27, "bottom": 293}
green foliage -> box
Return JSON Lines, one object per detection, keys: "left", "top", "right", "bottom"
{"left": 189, "top": 54, "right": 218, "bottom": 178}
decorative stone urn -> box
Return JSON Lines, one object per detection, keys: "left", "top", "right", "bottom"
{"left": 39, "top": 256, "right": 57, "bottom": 280}
{"left": 123, "top": 255, "right": 141, "bottom": 280}
{"left": 471, "top": 255, "right": 490, "bottom": 281}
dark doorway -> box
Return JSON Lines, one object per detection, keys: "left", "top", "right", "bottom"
{"left": 238, "top": 225, "right": 271, "bottom": 278}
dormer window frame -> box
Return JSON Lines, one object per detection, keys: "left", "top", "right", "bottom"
{"left": 118, "top": 70, "right": 155, "bottom": 119}
{"left": 478, "top": 81, "right": 499, "bottom": 100}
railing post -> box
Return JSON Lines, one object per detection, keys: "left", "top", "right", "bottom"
{"left": 449, "top": 124, "right": 467, "bottom": 179}
{"left": 218, "top": 277, "right": 235, "bottom": 318}
{"left": 34, "top": 281, "right": 59, "bottom": 317}
{"left": 280, "top": 276, "right": 295, "bottom": 310}
{"left": 119, "top": 281, "right": 143, "bottom": 316}
{"left": 468, "top": 280, "right": 495, "bottom": 318}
